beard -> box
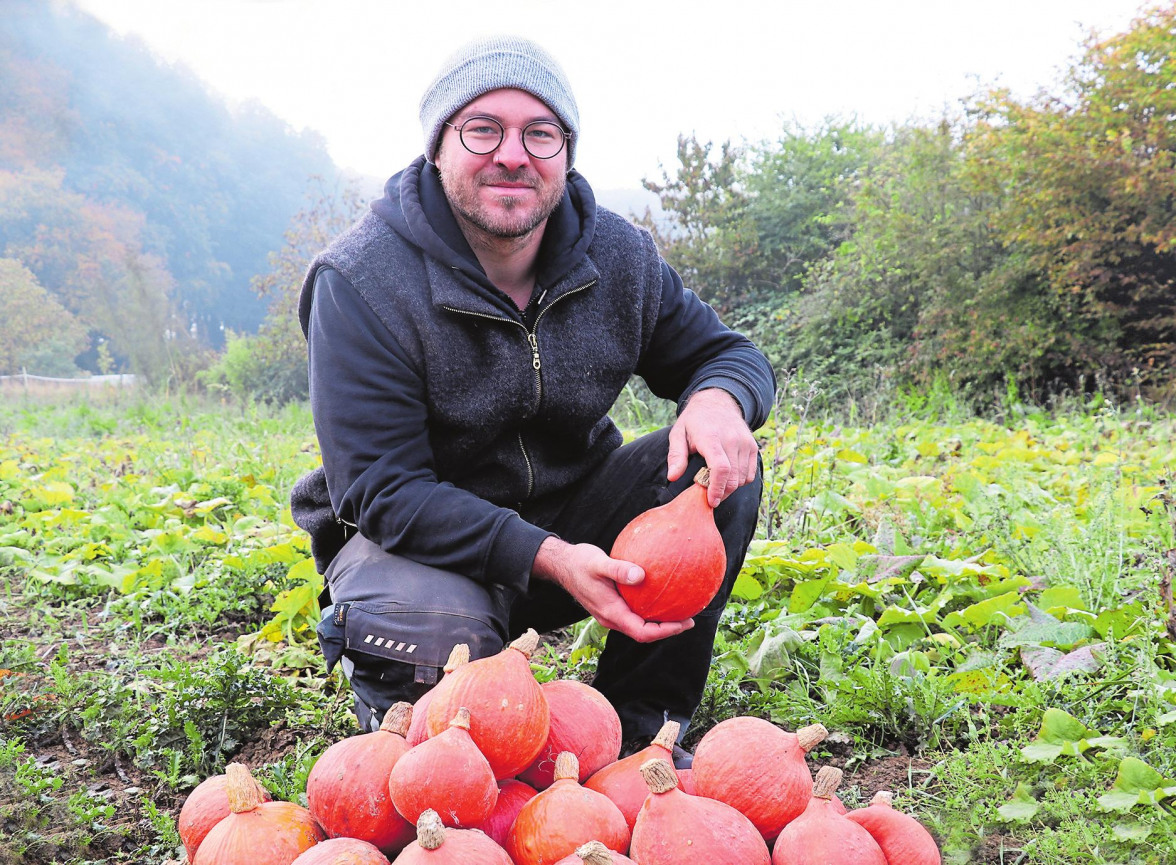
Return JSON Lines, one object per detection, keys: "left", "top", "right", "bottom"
{"left": 438, "top": 163, "right": 567, "bottom": 240}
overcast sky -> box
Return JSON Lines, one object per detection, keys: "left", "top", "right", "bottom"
{"left": 72, "top": 0, "right": 1148, "bottom": 191}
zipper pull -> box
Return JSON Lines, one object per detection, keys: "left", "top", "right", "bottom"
{"left": 528, "top": 333, "right": 541, "bottom": 370}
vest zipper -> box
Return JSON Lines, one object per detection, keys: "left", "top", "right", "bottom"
{"left": 527, "top": 279, "right": 596, "bottom": 405}
{"left": 441, "top": 278, "right": 597, "bottom": 500}
{"left": 517, "top": 431, "right": 535, "bottom": 499}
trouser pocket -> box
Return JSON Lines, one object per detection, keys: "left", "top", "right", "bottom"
{"left": 316, "top": 533, "right": 513, "bottom": 730}
{"left": 316, "top": 600, "right": 505, "bottom": 685}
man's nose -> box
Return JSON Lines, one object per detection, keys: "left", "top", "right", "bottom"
{"left": 493, "top": 128, "right": 531, "bottom": 171}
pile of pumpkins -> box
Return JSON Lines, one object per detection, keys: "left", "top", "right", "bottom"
{"left": 176, "top": 629, "right": 941, "bottom": 865}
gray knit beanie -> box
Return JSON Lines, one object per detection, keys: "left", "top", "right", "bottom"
{"left": 419, "top": 35, "right": 580, "bottom": 167}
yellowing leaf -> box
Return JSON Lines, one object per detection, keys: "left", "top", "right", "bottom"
{"left": 191, "top": 525, "right": 229, "bottom": 545}
{"left": 942, "top": 592, "right": 1026, "bottom": 630}
{"left": 836, "top": 448, "right": 869, "bottom": 463}
{"left": 28, "top": 482, "right": 75, "bottom": 507}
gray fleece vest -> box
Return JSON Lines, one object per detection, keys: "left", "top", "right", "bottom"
{"left": 299, "top": 208, "right": 665, "bottom": 508}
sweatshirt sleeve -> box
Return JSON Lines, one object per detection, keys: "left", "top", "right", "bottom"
{"left": 636, "top": 261, "right": 776, "bottom": 429}
{"left": 307, "top": 266, "right": 552, "bottom": 591}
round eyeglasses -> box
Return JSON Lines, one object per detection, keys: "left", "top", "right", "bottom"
{"left": 444, "top": 116, "right": 570, "bottom": 160}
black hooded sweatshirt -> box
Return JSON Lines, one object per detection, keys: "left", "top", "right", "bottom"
{"left": 298, "top": 157, "right": 774, "bottom": 591}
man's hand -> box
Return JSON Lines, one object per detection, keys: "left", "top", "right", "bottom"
{"left": 668, "top": 388, "right": 759, "bottom": 507}
{"left": 532, "top": 537, "right": 694, "bottom": 643}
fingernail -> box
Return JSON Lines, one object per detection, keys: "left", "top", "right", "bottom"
{"left": 627, "top": 567, "right": 642, "bottom": 584}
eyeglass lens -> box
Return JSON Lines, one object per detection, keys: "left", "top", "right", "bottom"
{"left": 458, "top": 117, "right": 567, "bottom": 159}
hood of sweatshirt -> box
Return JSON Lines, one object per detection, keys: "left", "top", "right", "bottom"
{"left": 369, "top": 156, "right": 598, "bottom": 311}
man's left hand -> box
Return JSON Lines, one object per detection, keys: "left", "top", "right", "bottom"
{"left": 667, "top": 388, "right": 759, "bottom": 507}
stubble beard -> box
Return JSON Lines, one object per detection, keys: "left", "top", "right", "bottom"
{"left": 440, "top": 165, "right": 567, "bottom": 241}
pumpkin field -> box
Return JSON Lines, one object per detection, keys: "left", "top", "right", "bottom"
{"left": 1, "top": 389, "right": 1174, "bottom": 864}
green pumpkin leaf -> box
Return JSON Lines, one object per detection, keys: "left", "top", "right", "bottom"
{"left": 1092, "top": 603, "right": 1146, "bottom": 639}
{"left": 1111, "top": 820, "right": 1152, "bottom": 842}
{"left": 732, "top": 570, "right": 763, "bottom": 600}
{"left": 1038, "top": 585, "right": 1087, "bottom": 613}
{"left": 999, "top": 618, "right": 1095, "bottom": 650}
{"left": 857, "top": 554, "right": 926, "bottom": 584}
{"left": 1037, "top": 707, "right": 1097, "bottom": 744}
{"left": 1096, "top": 758, "right": 1176, "bottom": 812}
{"left": 997, "top": 783, "right": 1040, "bottom": 823}
{"left": 789, "top": 574, "right": 835, "bottom": 613}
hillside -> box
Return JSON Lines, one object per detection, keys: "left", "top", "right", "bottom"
{"left": 0, "top": 0, "right": 340, "bottom": 373}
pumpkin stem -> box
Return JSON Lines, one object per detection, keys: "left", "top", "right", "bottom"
{"left": 416, "top": 809, "right": 446, "bottom": 851}
{"left": 812, "top": 765, "right": 843, "bottom": 800}
{"left": 693, "top": 467, "right": 711, "bottom": 488}
{"left": 449, "top": 706, "right": 472, "bottom": 731}
{"left": 575, "top": 840, "right": 615, "bottom": 864}
{"left": 379, "top": 701, "right": 413, "bottom": 736}
{"left": 554, "top": 751, "right": 580, "bottom": 782}
{"left": 650, "top": 720, "right": 681, "bottom": 751}
{"left": 509, "top": 628, "right": 541, "bottom": 658}
{"left": 871, "top": 791, "right": 895, "bottom": 807}
{"left": 797, "top": 723, "right": 828, "bottom": 753}
{"left": 224, "top": 763, "right": 264, "bottom": 814}
{"left": 444, "top": 643, "right": 470, "bottom": 672}
{"left": 639, "top": 758, "right": 680, "bottom": 794}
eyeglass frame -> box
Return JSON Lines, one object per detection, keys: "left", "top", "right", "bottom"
{"left": 443, "top": 115, "right": 571, "bottom": 160}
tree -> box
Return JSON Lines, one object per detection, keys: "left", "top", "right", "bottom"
{"left": 200, "top": 177, "right": 368, "bottom": 404}
{"left": 744, "top": 120, "right": 881, "bottom": 297}
{"left": 641, "top": 135, "right": 758, "bottom": 315}
{"left": 0, "top": 168, "right": 189, "bottom": 380}
{"left": 641, "top": 125, "right": 879, "bottom": 371}
{"left": 0, "top": 258, "right": 88, "bottom": 374}
{"left": 966, "top": 3, "right": 1176, "bottom": 392}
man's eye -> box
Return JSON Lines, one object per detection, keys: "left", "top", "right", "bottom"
{"left": 526, "top": 124, "right": 559, "bottom": 141}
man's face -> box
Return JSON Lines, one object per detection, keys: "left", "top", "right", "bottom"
{"left": 435, "top": 88, "right": 569, "bottom": 241}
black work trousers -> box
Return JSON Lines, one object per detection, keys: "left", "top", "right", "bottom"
{"left": 316, "top": 427, "right": 762, "bottom": 744}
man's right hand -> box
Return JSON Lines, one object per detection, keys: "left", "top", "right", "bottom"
{"left": 532, "top": 537, "right": 694, "bottom": 643}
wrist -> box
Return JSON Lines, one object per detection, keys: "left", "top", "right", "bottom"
{"left": 532, "top": 536, "right": 572, "bottom": 586}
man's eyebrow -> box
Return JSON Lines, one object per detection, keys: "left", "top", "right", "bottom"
{"left": 455, "top": 108, "right": 560, "bottom": 125}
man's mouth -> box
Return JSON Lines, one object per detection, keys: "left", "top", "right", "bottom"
{"left": 480, "top": 172, "right": 537, "bottom": 191}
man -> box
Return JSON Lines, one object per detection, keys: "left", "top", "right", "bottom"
{"left": 292, "top": 36, "right": 775, "bottom": 763}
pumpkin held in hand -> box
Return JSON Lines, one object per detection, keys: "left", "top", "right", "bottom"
{"left": 613, "top": 468, "right": 725, "bottom": 622}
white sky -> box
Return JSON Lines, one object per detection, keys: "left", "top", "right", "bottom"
{"left": 71, "top": 0, "right": 1148, "bottom": 191}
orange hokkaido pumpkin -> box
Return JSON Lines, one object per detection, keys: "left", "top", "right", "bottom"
{"left": 518, "top": 679, "right": 622, "bottom": 789}
{"left": 193, "top": 763, "right": 324, "bottom": 865}
{"left": 553, "top": 840, "right": 637, "bottom": 864}
{"left": 613, "top": 468, "right": 726, "bottom": 622}
{"left": 407, "top": 644, "right": 470, "bottom": 747}
{"left": 692, "top": 718, "right": 827, "bottom": 840}
{"left": 393, "top": 809, "right": 514, "bottom": 865}
{"left": 584, "top": 720, "right": 680, "bottom": 831}
{"left": 506, "top": 753, "right": 631, "bottom": 865}
{"left": 388, "top": 707, "right": 497, "bottom": 828}
{"left": 845, "top": 791, "right": 942, "bottom": 865}
{"left": 178, "top": 770, "right": 272, "bottom": 862}
{"left": 473, "top": 778, "right": 538, "bottom": 848}
{"left": 629, "top": 758, "right": 770, "bottom": 865}
{"left": 425, "top": 630, "right": 550, "bottom": 779}
{"left": 306, "top": 701, "right": 415, "bottom": 855}
{"left": 289, "top": 837, "right": 390, "bottom": 864}
{"left": 772, "top": 767, "right": 887, "bottom": 865}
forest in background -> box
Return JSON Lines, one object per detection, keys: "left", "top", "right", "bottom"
{"left": 1, "top": 0, "right": 1174, "bottom": 414}
{"left": 0, "top": 0, "right": 344, "bottom": 380}
{"left": 640, "top": 2, "right": 1176, "bottom": 410}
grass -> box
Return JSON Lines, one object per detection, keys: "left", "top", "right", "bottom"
{"left": 0, "top": 386, "right": 1174, "bottom": 863}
